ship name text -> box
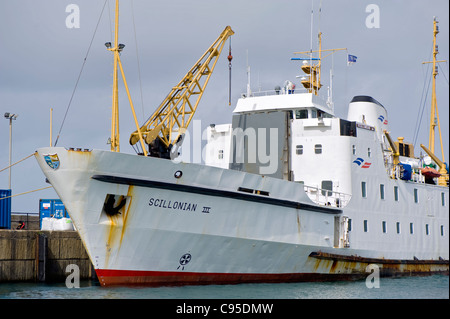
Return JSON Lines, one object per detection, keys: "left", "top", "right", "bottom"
{"left": 149, "top": 197, "right": 210, "bottom": 214}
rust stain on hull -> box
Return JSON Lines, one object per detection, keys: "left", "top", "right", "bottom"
{"left": 307, "top": 251, "right": 449, "bottom": 278}
{"left": 104, "top": 186, "right": 134, "bottom": 267}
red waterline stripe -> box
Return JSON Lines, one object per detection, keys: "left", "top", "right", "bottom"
{"left": 95, "top": 269, "right": 358, "bottom": 286}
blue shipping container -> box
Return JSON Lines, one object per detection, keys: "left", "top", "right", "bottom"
{"left": 39, "top": 199, "right": 68, "bottom": 228}
{"left": 0, "top": 189, "right": 12, "bottom": 229}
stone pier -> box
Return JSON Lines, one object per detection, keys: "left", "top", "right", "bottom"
{"left": 0, "top": 230, "right": 96, "bottom": 282}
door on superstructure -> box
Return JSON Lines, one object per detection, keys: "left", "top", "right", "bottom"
{"left": 334, "top": 216, "right": 350, "bottom": 248}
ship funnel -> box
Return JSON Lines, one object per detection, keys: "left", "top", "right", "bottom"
{"left": 347, "top": 95, "right": 388, "bottom": 141}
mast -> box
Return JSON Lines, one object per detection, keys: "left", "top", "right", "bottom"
{"left": 421, "top": 17, "right": 448, "bottom": 186}
{"left": 105, "top": 0, "right": 147, "bottom": 156}
{"left": 423, "top": 17, "right": 446, "bottom": 162}
{"left": 111, "top": 0, "right": 120, "bottom": 152}
{"left": 293, "top": 45, "right": 346, "bottom": 96}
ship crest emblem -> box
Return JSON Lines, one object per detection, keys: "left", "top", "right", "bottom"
{"left": 44, "top": 154, "right": 60, "bottom": 170}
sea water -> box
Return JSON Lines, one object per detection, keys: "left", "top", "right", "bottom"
{"left": 0, "top": 275, "right": 448, "bottom": 299}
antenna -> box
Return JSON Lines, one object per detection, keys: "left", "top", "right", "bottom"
{"left": 246, "top": 49, "right": 251, "bottom": 97}
{"left": 327, "top": 53, "right": 334, "bottom": 111}
{"left": 309, "top": 0, "right": 314, "bottom": 90}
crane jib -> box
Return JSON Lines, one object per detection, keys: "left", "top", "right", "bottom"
{"left": 129, "top": 26, "right": 235, "bottom": 160}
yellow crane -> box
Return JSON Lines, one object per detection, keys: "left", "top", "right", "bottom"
{"left": 129, "top": 26, "right": 234, "bottom": 158}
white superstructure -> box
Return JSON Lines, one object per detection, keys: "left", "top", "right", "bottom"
{"left": 205, "top": 90, "right": 448, "bottom": 260}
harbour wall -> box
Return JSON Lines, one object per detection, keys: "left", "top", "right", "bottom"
{"left": 0, "top": 230, "right": 96, "bottom": 282}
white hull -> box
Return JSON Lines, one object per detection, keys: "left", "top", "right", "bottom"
{"left": 35, "top": 147, "right": 449, "bottom": 286}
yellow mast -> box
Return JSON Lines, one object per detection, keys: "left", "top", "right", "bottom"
{"left": 422, "top": 17, "right": 446, "bottom": 162}
{"left": 293, "top": 39, "right": 346, "bottom": 96}
{"left": 421, "top": 17, "right": 448, "bottom": 187}
{"left": 110, "top": 0, "right": 120, "bottom": 152}
{"left": 105, "top": 0, "right": 147, "bottom": 156}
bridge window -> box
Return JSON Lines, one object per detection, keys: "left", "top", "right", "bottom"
{"left": 295, "top": 109, "right": 308, "bottom": 119}
{"left": 340, "top": 119, "right": 357, "bottom": 137}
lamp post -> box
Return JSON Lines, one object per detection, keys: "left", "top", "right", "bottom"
{"left": 4, "top": 113, "right": 18, "bottom": 190}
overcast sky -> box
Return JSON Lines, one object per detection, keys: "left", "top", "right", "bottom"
{"left": 0, "top": 0, "right": 448, "bottom": 213}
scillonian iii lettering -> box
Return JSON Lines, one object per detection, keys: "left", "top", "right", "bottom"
{"left": 149, "top": 197, "right": 198, "bottom": 212}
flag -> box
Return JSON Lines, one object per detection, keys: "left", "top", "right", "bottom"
{"left": 347, "top": 54, "right": 357, "bottom": 65}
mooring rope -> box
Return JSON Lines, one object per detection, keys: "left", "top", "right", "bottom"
{"left": 0, "top": 153, "right": 35, "bottom": 173}
{"left": 0, "top": 186, "right": 53, "bottom": 201}
{"left": 0, "top": 152, "right": 54, "bottom": 201}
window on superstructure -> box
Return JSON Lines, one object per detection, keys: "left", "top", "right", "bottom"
{"left": 396, "top": 222, "right": 401, "bottom": 234}
{"left": 314, "top": 144, "right": 322, "bottom": 154}
{"left": 425, "top": 224, "right": 429, "bottom": 236}
{"left": 410, "top": 223, "right": 414, "bottom": 234}
{"left": 361, "top": 182, "right": 367, "bottom": 198}
{"left": 218, "top": 149, "right": 224, "bottom": 159}
{"left": 321, "top": 181, "right": 333, "bottom": 197}
{"left": 363, "top": 220, "right": 368, "bottom": 232}
{"left": 311, "top": 109, "right": 317, "bottom": 118}
{"left": 414, "top": 188, "right": 419, "bottom": 203}
{"left": 380, "top": 184, "right": 385, "bottom": 200}
{"left": 296, "top": 145, "right": 303, "bottom": 155}
{"left": 382, "top": 221, "right": 387, "bottom": 233}
{"left": 368, "top": 148, "right": 371, "bottom": 158}
{"left": 352, "top": 145, "right": 356, "bottom": 155}
{"left": 394, "top": 186, "right": 399, "bottom": 201}
{"left": 441, "top": 225, "right": 445, "bottom": 236}
{"left": 442, "top": 192, "right": 446, "bottom": 206}
{"left": 295, "top": 109, "right": 308, "bottom": 119}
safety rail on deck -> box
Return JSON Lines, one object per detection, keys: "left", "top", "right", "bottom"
{"left": 303, "top": 185, "right": 352, "bottom": 208}
{"left": 242, "top": 87, "right": 309, "bottom": 97}
{"left": 389, "top": 165, "right": 448, "bottom": 186}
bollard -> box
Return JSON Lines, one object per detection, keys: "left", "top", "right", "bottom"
{"left": 35, "top": 233, "right": 48, "bottom": 282}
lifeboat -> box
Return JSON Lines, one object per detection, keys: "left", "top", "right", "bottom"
{"left": 421, "top": 167, "right": 441, "bottom": 178}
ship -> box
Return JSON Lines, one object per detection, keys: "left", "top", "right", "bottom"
{"left": 35, "top": 2, "right": 448, "bottom": 286}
